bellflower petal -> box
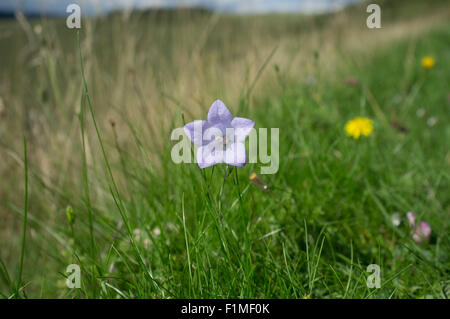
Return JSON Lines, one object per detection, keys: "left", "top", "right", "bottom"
{"left": 184, "top": 120, "right": 211, "bottom": 146}
{"left": 207, "top": 100, "right": 233, "bottom": 125}
{"left": 224, "top": 142, "right": 246, "bottom": 167}
{"left": 231, "top": 117, "right": 255, "bottom": 142}
{"left": 196, "top": 142, "right": 223, "bottom": 168}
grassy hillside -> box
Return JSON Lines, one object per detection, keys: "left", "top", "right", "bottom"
{"left": 0, "top": 0, "right": 449, "bottom": 298}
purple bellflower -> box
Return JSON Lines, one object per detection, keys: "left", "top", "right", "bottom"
{"left": 184, "top": 100, "right": 254, "bottom": 168}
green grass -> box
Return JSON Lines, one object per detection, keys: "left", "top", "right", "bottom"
{"left": 0, "top": 1, "right": 449, "bottom": 299}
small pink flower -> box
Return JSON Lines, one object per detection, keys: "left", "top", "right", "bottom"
{"left": 406, "top": 212, "right": 431, "bottom": 243}
{"left": 412, "top": 221, "right": 432, "bottom": 243}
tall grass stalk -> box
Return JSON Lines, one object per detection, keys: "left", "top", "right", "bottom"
{"left": 15, "top": 136, "right": 28, "bottom": 298}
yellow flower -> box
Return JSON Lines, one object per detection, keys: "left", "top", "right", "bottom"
{"left": 421, "top": 56, "right": 435, "bottom": 69}
{"left": 345, "top": 117, "right": 373, "bottom": 139}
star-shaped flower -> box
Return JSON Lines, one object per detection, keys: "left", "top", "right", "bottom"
{"left": 184, "top": 100, "right": 254, "bottom": 168}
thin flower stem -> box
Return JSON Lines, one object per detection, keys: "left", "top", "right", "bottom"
{"left": 197, "top": 165, "right": 231, "bottom": 262}
{"left": 209, "top": 165, "right": 215, "bottom": 185}
{"left": 234, "top": 167, "right": 243, "bottom": 212}
{"left": 218, "top": 164, "right": 229, "bottom": 217}
{"left": 79, "top": 86, "right": 98, "bottom": 295}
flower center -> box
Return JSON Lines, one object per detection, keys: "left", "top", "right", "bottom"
{"left": 215, "top": 134, "right": 233, "bottom": 149}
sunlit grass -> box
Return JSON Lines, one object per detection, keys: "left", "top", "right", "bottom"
{"left": 0, "top": 0, "right": 449, "bottom": 298}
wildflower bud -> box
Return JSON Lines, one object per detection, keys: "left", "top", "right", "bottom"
{"left": 66, "top": 206, "right": 75, "bottom": 225}
{"left": 250, "top": 172, "right": 270, "bottom": 192}
{"left": 406, "top": 211, "right": 416, "bottom": 229}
